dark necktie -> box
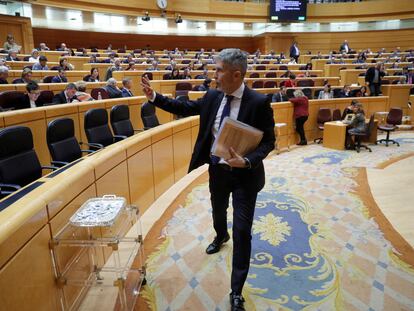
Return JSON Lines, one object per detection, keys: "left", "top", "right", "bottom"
{"left": 211, "top": 95, "right": 234, "bottom": 165}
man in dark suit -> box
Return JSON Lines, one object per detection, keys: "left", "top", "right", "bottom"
{"left": 339, "top": 40, "right": 351, "bottom": 54}
{"left": 104, "top": 78, "right": 123, "bottom": 98}
{"left": 5, "top": 50, "right": 20, "bottom": 61}
{"left": 141, "top": 49, "right": 275, "bottom": 311}
{"left": 51, "top": 68, "right": 68, "bottom": 83}
{"left": 272, "top": 86, "right": 288, "bottom": 102}
{"left": 0, "top": 66, "right": 8, "bottom": 84}
{"left": 365, "top": 63, "right": 386, "bottom": 96}
{"left": 52, "top": 83, "right": 78, "bottom": 104}
{"left": 289, "top": 41, "right": 300, "bottom": 63}
{"left": 121, "top": 78, "right": 134, "bottom": 97}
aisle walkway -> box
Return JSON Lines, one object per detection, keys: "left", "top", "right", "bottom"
{"left": 139, "top": 132, "right": 414, "bottom": 311}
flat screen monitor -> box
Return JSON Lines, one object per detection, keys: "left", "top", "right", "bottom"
{"left": 269, "top": 0, "right": 307, "bottom": 22}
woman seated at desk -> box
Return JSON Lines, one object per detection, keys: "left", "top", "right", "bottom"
{"left": 343, "top": 101, "right": 366, "bottom": 149}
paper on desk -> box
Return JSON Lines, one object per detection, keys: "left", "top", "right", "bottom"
{"left": 211, "top": 117, "right": 263, "bottom": 159}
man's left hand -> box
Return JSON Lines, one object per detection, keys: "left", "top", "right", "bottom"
{"left": 226, "top": 147, "right": 247, "bottom": 168}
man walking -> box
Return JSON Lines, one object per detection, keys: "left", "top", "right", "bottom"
{"left": 141, "top": 48, "right": 275, "bottom": 310}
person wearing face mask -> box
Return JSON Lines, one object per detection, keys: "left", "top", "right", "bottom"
{"left": 141, "top": 48, "right": 275, "bottom": 311}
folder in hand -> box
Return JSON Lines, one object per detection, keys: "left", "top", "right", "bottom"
{"left": 211, "top": 117, "right": 263, "bottom": 160}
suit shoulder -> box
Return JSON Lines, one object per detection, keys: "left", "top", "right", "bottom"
{"left": 246, "top": 87, "right": 269, "bottom": 103}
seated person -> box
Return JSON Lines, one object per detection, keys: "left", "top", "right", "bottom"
{"left": 195, "top": 78, "right": 211, "bottom": 91}
{"left": 123, "top": 54, "right": 134, "bottom": 64}
{"left": 280, "top": 70, "right": 292, "bottom": 78}
{"left": 125, "top": 62, "right": 136, "bottom": 71}
{"left": 89, "top": 54, "right": 98, "bottom": 63}
{"left": 3, "top": 34, "right": 21, "bottom": 52}
{"left": 18, "top": 81, "right": 42, "bottom": 109}
{"left": 344, "top": 102, "right": 366, "bottom": 148}
{"left": 29, "top": 49, "right": 40, "bottom": 62}
{"left": 88, "top": 67, "right": 100, "bottom": 82}
{"left": 318, "top": 84, "right": 333, "bottom": 99}
{"left": 52, "top": 83, "right": 78, "bottom": 104}
{"left": 304, "top": 62, "right": 312, "bottom": 70}
{"left": 105, "top": 58, "right": 123, "bottom": 80}
{"left": 181, "top": 67, "right": 192, "bottom": 80}
{"left": 146, "top": 60, "right": 160, "bottom": 71}
{"left": 39, "top": 43, "right": 50, "bottom": 51}
{"left": 13, "top": 68, "right": 32, "bottom": 84}
{"left": 104, "top": 78, "right": 122, "bottom": 98}
{"left": 168, "top": 68, "right": 182, "bottom": 80}
{"left": 165, "top": 61, "right": 177, "bottom": 71}
{"left": 32, "top": 56, "right": 49, "bottom": 70}
{"left": 338, "top": 84, "right": 351, "bottom": 98}
{"left": 51, "top": 68, "right": 68, "bottom": 83}
{"left": 74, "top": 81, "right": 92, "bottom": 101}
{"left": 57, "top": 43, "right": 69, "bottom": 52}
{"left": 195, "top": 68, "right": 209, "bottom": 79}
{"left": 121, "top": 78, "right": 134, "bottom": 97}
{"left": 341, "top": 99, "right": 358, "bottom": 120}
{"left": 6, "top": 50, "right": 20, "bottom": 61}
{"left": 59, "top": 58, "right": 73, "bottom": 71}
{"left": 0, "top": 66, "right": 9, "bottom": 84}
{"left": 283, "top": 74, "right": 296, "bottom": 87}
{"left": 272, "top": 86, "right": 288, "bottom": 102}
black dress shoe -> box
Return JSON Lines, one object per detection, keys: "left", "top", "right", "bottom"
{"left": 230, "top": 292, "right": 245, "bottom": 311}
{"left": 205, "top": 233, "right": 230, "bottom": 254}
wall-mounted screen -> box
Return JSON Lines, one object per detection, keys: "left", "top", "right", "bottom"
{"left": 269, "top": 0, "right": 307, "bottom": 22}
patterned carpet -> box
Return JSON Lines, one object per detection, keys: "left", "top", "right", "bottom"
{"left": 140, "top": 133, "right": 414, "bottom": 311}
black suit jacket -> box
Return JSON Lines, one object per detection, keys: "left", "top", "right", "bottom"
{"left": 104, "top": 85, "right": 122, "bottom": 98}
{"left": 365, "top": 67, "right": 385, "bottom": 84}
{"left": 13, "top": 94, "right": 43, "bottom": 110}
{"left": 289, "top": 45, "right": 299, "bottom": 58}
{"left": 52, "top": 91, "right": 77, "bottom": 104}
{"left": 152, "top": 87, "right": 275, "bottom": 192}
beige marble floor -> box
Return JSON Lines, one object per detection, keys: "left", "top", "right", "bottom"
{"left": 367, "top": 155, "right": 414, "bottom": 247}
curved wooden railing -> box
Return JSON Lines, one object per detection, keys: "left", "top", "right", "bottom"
{"left": 0, "top": 92, "right": 407, "bottom": 309}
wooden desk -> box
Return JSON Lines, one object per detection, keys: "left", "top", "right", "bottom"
{"left": 323, "top": 119, "right": 378, "bottom": 150}
{"left": 323, "top": 121, "right": 348, "bottom": 150}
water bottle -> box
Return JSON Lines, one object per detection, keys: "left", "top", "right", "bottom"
{"left": 97, "top": 92, "right": 102, "bottom": 100}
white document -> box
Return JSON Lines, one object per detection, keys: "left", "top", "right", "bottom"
{"left": 211, "top": 117, "right": 263, "bottom": 159}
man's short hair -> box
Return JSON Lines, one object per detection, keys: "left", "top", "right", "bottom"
{"left": 65, "top": 83, "right": 77, "bottom": 91}
{"left": 26, "top": 81, "right": 39, "bottom": 93}
{"left": 122, "top": 78, "right": 132, "bottom": 86}
{"left": 107, "top": 78, "right": 117, "bottom": 86}
{"left": 39, "top": 56, "right": 47, "bottom": 62}
{"left": 0, "top": 66, "right": 9, "bottom": 73}
{"left": 216, "top": 48, "right": 248, "bottom": 77}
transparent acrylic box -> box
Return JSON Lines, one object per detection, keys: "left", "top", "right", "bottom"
{"left": 51, "top": 203, "right": 146, "bottom": 311}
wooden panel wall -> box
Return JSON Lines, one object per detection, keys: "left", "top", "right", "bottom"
{"left": 31, "top": 0, "right": 414, "bottom": 22}
{"left": 260, "top": 29, "right": 414, "bottom": 54}
{"left": 0, "top": 14, "right": 34, "bottom": 53}
{"left": 33, "top": 28, "right": 414, "bottom": 55}
{"left": 32, "top": 28, "right": 255, "bottom": 52}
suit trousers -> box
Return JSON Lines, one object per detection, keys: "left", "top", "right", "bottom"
{"left": 208, "top": 164, "right": 258, "bottom": 294}
{"left": 369, "top": 83, "right": 381, "bottom": 96}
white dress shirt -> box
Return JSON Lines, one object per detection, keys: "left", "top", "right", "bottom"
{"left": 211, "top": 82, "right": 244, "bottom": 140}
{"left": 211, "top": 83, "right": 244, "bottom": 164}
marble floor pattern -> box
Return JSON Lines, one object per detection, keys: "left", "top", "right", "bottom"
{"left": 140, "top": 132, "right": 414, "bottom": 311}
